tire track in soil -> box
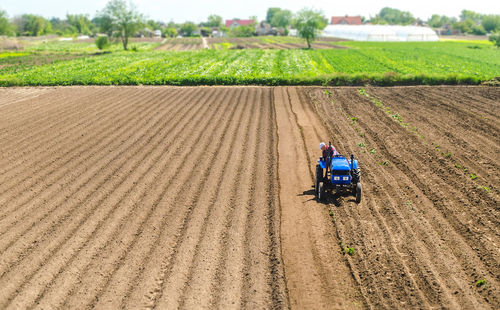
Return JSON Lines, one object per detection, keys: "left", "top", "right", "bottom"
{"left": 0, "top": 87, "right": 208, "bottom": 308}
{"left": 274, "top": 86, "right": 363, "bottom": 309}
{"left": 306, "top": 86, "right": 498, "bottom": 309}
{"left": 239, "top": 88, "right": 273, "bottom": 309}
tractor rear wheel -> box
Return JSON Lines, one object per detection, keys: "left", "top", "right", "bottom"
{"left": 315, "top": 165, "right": 323, "bottom": 197}
{"left": 318, "top": 182, "right": 325, "bottom": 202}
{"left": 355, "top": 182, "right": 362, "bottom": 203}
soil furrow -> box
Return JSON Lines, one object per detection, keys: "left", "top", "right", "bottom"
{"left": 176, "top": 88, "right": 258, "bottom": 309}
{"left": 209, "top": 89, "right": 263, "bottom": 309}
{"left": 151, "top": 88, "right": 247, "bottom": 309}
{"left": 0, "top": 87, "right": 111, "bottom": 149}
{"left": 0, "top": 88, "right": 176, "bottom": 228}
{"left": 307, "top": 87, "right": 499, "bottom": 308}
{"left": 0, "top": 87, "right": 163, "bottom": 208}
{"left": 0, "top": 87, "right": 143, "bottom": 174}
{"left": 0, "top": 88, "right": 205, "bottom": 307}
{"left": 52, "top": 88, "right": 231, "bottom": 309}
{"left": 0, "top": 88, "right": 183, "bottom": 254}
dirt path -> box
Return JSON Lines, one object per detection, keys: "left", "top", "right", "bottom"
{"left": 274, "top": 87, "right": 364, "bottom": 309}
{"left": 202, "top": 37, "right": 209, "bottom": 49}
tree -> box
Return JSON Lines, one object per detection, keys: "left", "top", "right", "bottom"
{"left": 470, "top": 24, "right": 486, "bottom": 35}
{"left": 270, "top": 9, "right": 292, "bottom": 35}
{"left": 180, "top": 22, "right": 197, "bottom": 36}
{"left": 206, "top": 14, "right": 222, "bottom": 27}
{"left": 162, "top": 27, "right": 177, "bottom": 38}
{"left": 428, "top": 14, "right": 443, "bottom": 28}
{"left": 98, "top": 0, "right": 144, "bottom": 50}
{"left": 293, "top": 8, "right": 327, "bottom": 48}
{"left": 249, "top": 16, "right": 258, "bottom": 25}
{"left": 67, "top": 14, "right": 94, "bottom": 35}
{"left": 427, "top": 14, "right": 454, "bottom": 28}
{"left": 482, "top": 15, "right": 500, "bottom": 33}
{"left": 371, "top": 7, "right": 415, "bottom": 25}
{"left": 452, "top": 19, "right": 474, "bottom": 34}
{"left": 146, "top": 19, "right": 162, "bottom": 31}
{"left": 460, "top": 10, "right": 482, "bottom": 23}
{"left": 92, "top": 15, "right": 114, "bottom": 37}
{"left": 266, "top": 8, "right": 281, "bottom": 24}
{"left": 95, "top": 36, "right": 110, "bottom": 50}
{"left": 0, "top": 10, "right": 14, "bottom": 36}
{"left": 230, "top": 25, "right": 254, "bottom": 37}
{"left": 489, "top": 33, "right": 500, "bottom": 47}
{"left": 19, "top": 14, "right": 52, "bottom": 36}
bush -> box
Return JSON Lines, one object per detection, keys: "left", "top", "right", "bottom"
{"left": 95, "top": 36, "right": 110, "bottom": 50}
{"left": 162, "top": 27, "right": 177, "bottom": 38}
{"left": 489, "top": 33, "right": 500, "bottom": 47}
{"left": 230, "top": 25, "right": 255, "bottom": 37}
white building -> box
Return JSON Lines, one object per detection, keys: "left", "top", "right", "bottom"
{"left": 322, "top": 25, "right": 439, "bottom": 41}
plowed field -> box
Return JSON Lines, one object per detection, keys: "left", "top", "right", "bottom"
{"left": 0, "top": 86, "right": 498, "bottom": 309}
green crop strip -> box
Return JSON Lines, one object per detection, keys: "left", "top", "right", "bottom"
{"left": 1, "top": 41, "right": 499, "bottom": 86}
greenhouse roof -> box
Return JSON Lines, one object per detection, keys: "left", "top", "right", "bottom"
{"left": 322, "top": 25, "right": 439, "bottom": 42}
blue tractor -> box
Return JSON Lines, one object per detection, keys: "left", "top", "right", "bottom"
{"left": 315, "top": 146, "right": 362, "bottom": 203}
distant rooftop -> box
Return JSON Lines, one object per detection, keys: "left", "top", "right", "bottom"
{"left": 225, "top": 19, "right": 255, "bottom": 27}
{"left": 331, "top": 15, "right": 362, "bottom": 25}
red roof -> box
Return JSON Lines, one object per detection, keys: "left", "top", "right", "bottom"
{"left": 331, "top": 16, "right": 362, "bottom": 25}
{"left": 225, "top": 19, "right": 254, "bottom": 27}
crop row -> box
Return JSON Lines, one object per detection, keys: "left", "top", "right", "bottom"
{"left": 0, "top": 42, "right": 498, "bottom": 86}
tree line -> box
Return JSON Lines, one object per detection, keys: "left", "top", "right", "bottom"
{"left": 0, "top": 2, "right": 327, "bottom": 50}
{"left": 369, "top": 7, "right": 500, "bottom": 35}
{"left": 1, "top": 2, "right": 499, "bottom": 50}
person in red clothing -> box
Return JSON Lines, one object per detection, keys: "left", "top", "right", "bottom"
{"left": 319, "top": 141, "right": 338, "bottom": 159}
{"left": 319, "top": 141, "right": 338, "bottom": 175}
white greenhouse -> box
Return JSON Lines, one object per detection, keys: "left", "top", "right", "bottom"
{"left": 322, "top": 25, "right": 439, "bottom": 42}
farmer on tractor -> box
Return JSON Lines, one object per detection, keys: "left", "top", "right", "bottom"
{"left": 319, "top": 141, "right": 338, "bottom": 159}
{"left": 315, "top": 141, "right": 362, "bottom": 203}
{"left": 319, "top": 141, "right": 338, "bottom": 176}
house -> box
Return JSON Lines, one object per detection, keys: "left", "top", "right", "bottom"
{"left": 331, "top": 15, "right": 362, "bottom": 25}
{"left": 225, "top": 19, "right": 255, "bottom": 29}
{"left": 255, "top": 21, "right": 279, "bottom": 36}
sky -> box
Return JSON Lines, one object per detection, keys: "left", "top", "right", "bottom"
{"left": 1, "top": 0, "right": 499, "bottom": 23}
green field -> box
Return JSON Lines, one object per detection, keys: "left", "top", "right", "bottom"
{"left": 0, "top": 40, "right": 498, "bottom": 86}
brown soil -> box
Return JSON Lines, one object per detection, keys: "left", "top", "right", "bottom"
{"left": 304, "top": 86, "right": 499, "bottom": 309}
{"left": 0, "top": 86, "right": 498, "bottom": 309}
{"left": 0, "top": 86, "right": 287, "bottom": 309}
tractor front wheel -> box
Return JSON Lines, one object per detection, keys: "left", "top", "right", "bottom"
{"left": 315, "top": 165, "right": 323, "bottom": 197}
{"left": 355, "top": 182, "right": 362, "bottom": 203}
{"left": 318, "top": 182, "right": 325, "bottom": 202}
